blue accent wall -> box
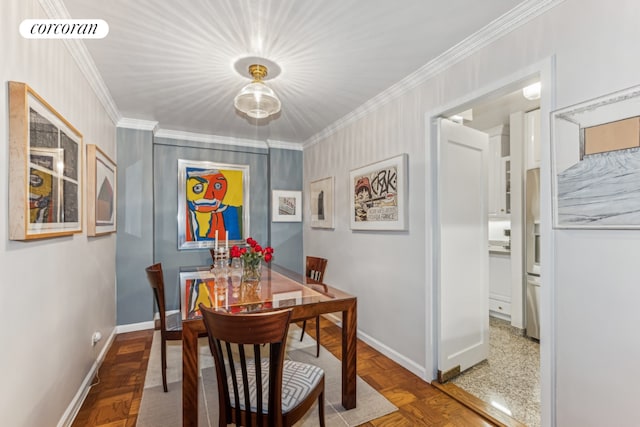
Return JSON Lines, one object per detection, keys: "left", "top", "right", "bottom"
{"left": 269, "top": 148, "right": 304, "bottom": 274}
{"left": 116, "top": 128, "right": 155, "bottom": 325}
{"left": 115, "top": 132, "right": 303, "bottom": 323}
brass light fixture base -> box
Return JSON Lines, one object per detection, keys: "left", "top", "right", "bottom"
{"left": 248, "top": 64, "right": 268, "bottom": 82}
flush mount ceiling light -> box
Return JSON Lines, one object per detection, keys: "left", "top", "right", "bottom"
{"left": 522, "top": 82, "right": 541, "bottom": 100}
{"left": 234, "top": 63, "right": 281, "bottom": 119}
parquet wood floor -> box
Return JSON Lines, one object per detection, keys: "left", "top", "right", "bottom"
{"left": 72, "top": 319, "right": 498, "bottom": 426}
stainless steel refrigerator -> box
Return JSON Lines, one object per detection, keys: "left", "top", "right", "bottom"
{"left": 525, "top": 168, "right": 541, "bottom": 339}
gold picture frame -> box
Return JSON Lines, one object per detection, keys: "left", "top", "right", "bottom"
{"left": 8, "top": 81, "right": 83, "bottom": 240}
{"left": 87, "top": 144, "right": 117, "bottom": 236}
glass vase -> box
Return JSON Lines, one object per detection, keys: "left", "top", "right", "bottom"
{"left": 241, "top": 260, "right": 262, "bottom": 288}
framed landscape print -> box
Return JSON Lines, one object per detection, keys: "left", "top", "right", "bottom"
{"left": 272, "top": 190, "right": 302, "bottom": 222}
{"left": 8, "top": 81, "right": 83, "bottom": 240}
{"left": 177, "top": 159, "right": 250, "bottom": 250}
{"left": 87, "top": 144, "right": 117, "bottom": 236}
{"left": 309, "top": 176, "right": 334, "bottom": 229}
{"left": 551, "top": 84, "right": 640, "bottom": 229}
{"left": 349, "top": 153, "right": 408, "bottom": 231}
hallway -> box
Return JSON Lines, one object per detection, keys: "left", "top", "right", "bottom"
{"left": 450, "top": 317, "right": 540, "bottom": 426}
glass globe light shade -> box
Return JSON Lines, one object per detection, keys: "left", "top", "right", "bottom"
{"left": 234, "top": 81, "right": 281, "bottom": 119}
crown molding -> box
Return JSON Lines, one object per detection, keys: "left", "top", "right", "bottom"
{"left": 39, "top": 0, "right": 121, "bottom": 125}
{"left": 303, "top": 0, "right": 565, "bottom": 148}
{"left": 154, "top": 129, "right": 269, "bottom": 150}
{"left": 116, "top": 118, "right": 159, "bottom": 132}
{"left": 267, "top": 139, "right": 304, "bottom": 151}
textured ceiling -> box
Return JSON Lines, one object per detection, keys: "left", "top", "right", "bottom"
{"left": 61, "top": 0, "right": 534, "bottom": 145}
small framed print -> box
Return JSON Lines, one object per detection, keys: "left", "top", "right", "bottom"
{"left": 309, "top": 176, "right": 334, "bottom": 229}
{"left": 87, "top": 144, "right": 117, "bottom": 236}
{"left": 272, "top": 190, "right": 302, "bottom": 222}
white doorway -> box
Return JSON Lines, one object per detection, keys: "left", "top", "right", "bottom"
{"left": 427, "top": 58, "right": 555, "bottom": 427}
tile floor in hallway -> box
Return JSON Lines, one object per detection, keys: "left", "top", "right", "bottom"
{"left": 449, "top": 316, "right": 540, "bottom": 427}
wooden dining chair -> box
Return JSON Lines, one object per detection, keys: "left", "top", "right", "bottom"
{"left": 199, "top": 305, "right": 325, "bottom": 427}
{"left": 300, "top": 256, "right": 328, "bottom": 357}
{"left": 145, "top": 263, "right": 182, "bottom": 393}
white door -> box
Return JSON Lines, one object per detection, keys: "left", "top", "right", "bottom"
{"left": 436, "top": 118, "right": 490, "bottom": 382}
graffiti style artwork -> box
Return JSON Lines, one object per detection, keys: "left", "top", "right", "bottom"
{"left": 178, "top": 159, "right": 249, "bottom": 250}
{"left": 8, "top": 81, "right": 83, "bottom": 240}
{"left": 349, "top": 154, "right": 408, "bottom": 231}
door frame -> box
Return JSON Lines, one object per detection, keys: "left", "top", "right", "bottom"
{"left": 424, "top": 56, "right": 556, "bottom": 426}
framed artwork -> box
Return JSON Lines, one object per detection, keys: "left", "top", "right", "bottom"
{"left": 86, "top": 144, "right": 117, "bottom": 236}
{"left": 8, "top": 81, "right": 83, "bottom": 240}
{"left": 180, "top": 269, "right": 218, "bottom": 320}
{"left": 309, "top": 176, "right": 334, "bottom": 229}
{"left": 272, "top": 190, "right": 302, "bottom": 222}
{"left": 551, "top": 84, "right": 640, "bottom": 229}
{"left": 177, "top": 159, "right": 250, "bottom": 250}
{"left": 349, "top": 153, "right": 408, "bottom": 231}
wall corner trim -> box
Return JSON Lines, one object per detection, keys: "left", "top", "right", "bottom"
{"left": 302, "top": 0, "right": 566, "bottom": 148}
{"left": 38, "top": 0, "right": 122, "bottom": 125}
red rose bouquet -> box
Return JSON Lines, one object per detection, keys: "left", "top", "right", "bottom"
{"left": 230, "top": 237, "right": 274, "bottom": 270}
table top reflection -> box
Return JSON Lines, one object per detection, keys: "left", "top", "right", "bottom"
{"left": 179, "top": 263, "right": 345, "bottom": 321}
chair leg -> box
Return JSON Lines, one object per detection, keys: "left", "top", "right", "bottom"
{"left": 300, "top": 320, "right": 307, "bottom": 341}
{"left": 315, "top": 316, "right": 321, "bottom": 357}
{"left": 318, "top": 388, "right": 325, "bottom": 427}
{"left": 161, "top": 335, "right": 168, "bottom": 393}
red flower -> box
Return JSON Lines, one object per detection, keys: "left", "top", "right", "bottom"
{"left": 230, "top": 245, "right": 242, "bottom": 258}
{"left": 230, "top": 238, "right": 274, "bottom": 266}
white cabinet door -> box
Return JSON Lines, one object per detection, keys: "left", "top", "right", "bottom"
{"left": 525, "top": 109, "right": 541, "bottom": 170}
{"left": 488, "top": 128, "right": 510, "bottom": 217}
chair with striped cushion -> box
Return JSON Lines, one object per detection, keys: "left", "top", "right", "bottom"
{"left": 199, "top": 304, "right": 325, "bottom": 427}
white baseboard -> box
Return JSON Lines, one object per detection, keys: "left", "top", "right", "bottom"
{"left": 321, "top": 313, "right": 427, "bottom": 379}
{"left": 116, "top": 310, "right": 180, "bottom": 333}
{"left": 117, "top": 320, "right": 154, "bottom": 333}
{"left": 59, "top": 312, "right": 174, "bottom": 427}
{"left": 57, "top": 329, "right": 116, "bottom": 427}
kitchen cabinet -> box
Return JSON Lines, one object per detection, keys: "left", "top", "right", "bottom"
{"left": 525, "top": 108, "right": 541, "bottom": 170}
{"left": 488, "top": 125, "right": 510, "bottom": 216}
{"left": 489, "top": 250, "right": 511, "bottom": 319}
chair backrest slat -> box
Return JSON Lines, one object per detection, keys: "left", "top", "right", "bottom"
{"left": 306, "top": 256, "right": 328, "bottom": 283}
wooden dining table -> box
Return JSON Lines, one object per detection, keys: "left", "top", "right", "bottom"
{"left": 180, "top": 264, "right": 358, "bottom": 427}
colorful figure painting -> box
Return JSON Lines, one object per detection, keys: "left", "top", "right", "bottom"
{"left": 178, "top": 160, "right": 249, "bottom": 250}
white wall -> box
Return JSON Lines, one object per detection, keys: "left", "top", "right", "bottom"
{"left": 0, "top": 1, "right": 117, "bottom": 426}
{"left": 304, "top": 1, "right": 640, "bottom": 425}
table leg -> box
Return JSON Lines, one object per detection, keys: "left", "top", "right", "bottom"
{"left": 183, "top": 322, "right": 200, "bottom": 427}
{"left": 342, "top": 299, "right": 357, "bottom": 409}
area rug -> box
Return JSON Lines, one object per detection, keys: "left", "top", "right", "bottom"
{"left": 137, "top": 325, "right": 397, "bottom": 426}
